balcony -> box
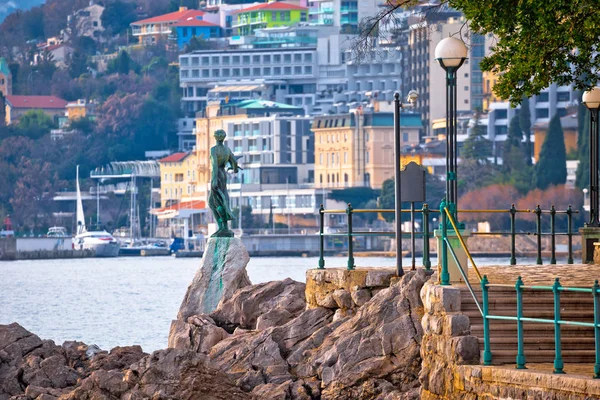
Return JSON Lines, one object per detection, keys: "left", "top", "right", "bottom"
{"left": 232, "top": 17, "right": 267, "bottom": 27}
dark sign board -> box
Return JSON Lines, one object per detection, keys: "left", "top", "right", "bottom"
{"left": 400, "top": 161, "right": 426, "bottom": 202}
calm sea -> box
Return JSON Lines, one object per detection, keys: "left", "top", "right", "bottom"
{"left": 0, "top": 255, "right": 558, "bottom": 352}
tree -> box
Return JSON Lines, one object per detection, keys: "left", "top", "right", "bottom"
{"left": 379, "top": 178, "right": 395, "bottom": 222}
{"left": 107, "top": 51, "right": 133, "bottom": 75}
{"left": 519, "top": 96, "right": 532, "bottom": 166}
{"left": 359, "top": 1, "right": 600, "bottom": 103}
{"left": 534, "top": 114, "right": 567, "bottom": 190}
{"left": 461, "top": 110, "right": 491, "bottom": 163}
{"left": 184, "top": 35, "right": 220, "bottom": 53}
{"left": 101, "top": 1, "right": 137, "bottom": 36}
{"left": 17, "top": 110, "right": 56, "bottom": 140}
{"left": 458, "top": 184, "right": 521, "bottom": 229}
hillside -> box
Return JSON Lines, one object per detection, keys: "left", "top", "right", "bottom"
{"left": 0, "top": 0, "right": 45, "bottom": 23}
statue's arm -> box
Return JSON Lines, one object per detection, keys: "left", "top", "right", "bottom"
{"left": 228, "top": 150, "right": 240, "bottom": 173}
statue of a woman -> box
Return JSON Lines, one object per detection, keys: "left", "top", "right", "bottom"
{"left": 208, "top": 129, "right": 240, "bottom": 237}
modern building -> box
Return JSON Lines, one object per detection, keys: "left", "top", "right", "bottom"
{"left": 312, "top": 109, "right": 423, "bottom": 189}
{"left": 131, "top": 7, "right": 209, "bottom": 46}
{"left": 308, "top": 0, "right": 379, "bottom": 33}
{"left": 5, "top": 95, "right": 68, "bottom": 125}
{"left": 158, "top": 152, "right": 198, "bottom": 207}
{"left": 232, "top": 2, "right": 308, "bottom": 36}
{"left": 0, "top": 57, "right": 12, "bottom": 97}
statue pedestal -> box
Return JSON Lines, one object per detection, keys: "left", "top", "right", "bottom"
{"left": 579, "top": 226, "right": 600, "bottom": 264}
{"left": 177, "top": 237, "right": 251, "bottom": 320}
{"left": 434, "top": 228, "right": 471, "bottom": 283}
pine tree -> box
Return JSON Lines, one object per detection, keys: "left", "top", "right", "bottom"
{"left": 576, "top": 110, "right": 590, "bottom": 189}
{"left": 462, "top": 109, "right": 491, "bottom": 163}
{"left": 503, "top": 115, "right": 523, "bottom": 173}
{"left": 519, "top": 96, "right": 532, "bottom": 165}
{"left": 534, "top": 114, "right": 567, "bottom": 189}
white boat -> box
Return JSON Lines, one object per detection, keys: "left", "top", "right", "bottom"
{"left": 72, "top": 166, "right": 120, "bottom": 257}
{"left": 47, "top": 226, "right": 69, "bottom": 237}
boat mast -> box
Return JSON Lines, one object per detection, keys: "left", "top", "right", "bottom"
{"left": 76, "top": 165, "right": 86, "bottom": 234}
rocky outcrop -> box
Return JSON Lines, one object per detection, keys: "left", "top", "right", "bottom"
{"left": 177, "top": 237, "right": 251, "bottom": 320}
{"left": 171, "top": 268, "right": 430, "bottom": 399}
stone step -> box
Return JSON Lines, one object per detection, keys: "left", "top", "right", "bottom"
{"left": 464, "top": 311, "right": 594, "bottom": 321}
{"left": 470, "top": 324, "right": 595, "bottom": 336}
{"left": 482, "top": 336, "right": 597, "bottom": 350}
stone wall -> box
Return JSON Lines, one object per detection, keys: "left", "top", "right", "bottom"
{"left": 420, "top": 279, "right": 600, "bottom": 399}
{"left": 305, "top": 267, "right": 401, "bottom": 320}
{"left": 0, "top": 237, "right": 16, "bottom": 260}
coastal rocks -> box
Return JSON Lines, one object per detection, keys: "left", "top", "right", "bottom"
{"left": 210, "top": 278, "right": 306, "bottom": 331}
{"left": 177, "top": 237, "right": 251, "bottom": 320}
{"left": 298, "top": 269, "right": 429, "bottom": 399}
{"left": 168, "top": 315, "right": 229, "bottom": 354}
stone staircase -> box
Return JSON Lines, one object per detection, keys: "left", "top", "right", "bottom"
{"left": 461, "top": 286, "right": 597, "bottom": 365}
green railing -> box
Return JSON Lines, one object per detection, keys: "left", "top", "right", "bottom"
{"left": 441, "top": 206, "right": 600, "bottom": 379}
{"left": 317, "top": 203, "right": 578, "bottom": 271}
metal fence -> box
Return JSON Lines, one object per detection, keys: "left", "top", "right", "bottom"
{"left": 317, "top": 203, "right": 579, "bottom": 270}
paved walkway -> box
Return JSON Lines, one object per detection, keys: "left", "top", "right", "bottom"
{"left": 466, "top": 263, "right": 600, "bottom": 287}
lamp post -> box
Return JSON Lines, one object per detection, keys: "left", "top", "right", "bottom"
{"left": 435, "top": 37, "right": 468, "bottom": 224}
{"left": 582, "top": 87, "right": 600, "bottom": 227}
{"left": 393, "top": 90, "right": 418, "bottom": 277}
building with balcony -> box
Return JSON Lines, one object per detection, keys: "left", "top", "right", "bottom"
{"left": 308, "top": 0, "right": 379, "bottom": 33}
{"left": 179, "top": 46, "right": 319, "bottom": 115}
{"left": 173, "top": 18, "right": 222, "bottom": 50}
{"left": 131, "top": 7, "right": 210, "bottom": 46}
{"left": 232, "top": 1, "right": 308, "bottom": 36}
{"left": 158, "top": 152, "right": 198, "bottom": 207}
{"left": 312, "top": 110, "right": 423, "bottom": 189}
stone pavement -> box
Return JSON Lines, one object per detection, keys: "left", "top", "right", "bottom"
{"left": 466, "top": 263, "right": 600, "bottom": 287}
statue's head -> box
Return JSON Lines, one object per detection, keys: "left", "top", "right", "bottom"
{"left": 214, "top": 129, "right": 226, "bottom": 141}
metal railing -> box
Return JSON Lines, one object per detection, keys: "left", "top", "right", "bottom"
{"left": 317, "top": 203, "right": 579, "bottom": 271}
{"left": 441, "top": 206, "right": 600, "bottom": 379}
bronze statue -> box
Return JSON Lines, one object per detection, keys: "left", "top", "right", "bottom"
{"left": 208, "top": 129, "right": 240, "bottom": 237}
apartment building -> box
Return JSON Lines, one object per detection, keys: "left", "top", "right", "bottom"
{"left": 308, "top": 0, "right": 379, "bottom": 33}
{"left": 312, "top": 110, "right": 423, "bottom": 189}
{"left": 232, "top": 2, "right": 308, "bottom": 36}
{"left": 131, "top": 7, "right": 211, "bottom": 46}
{"left": 158, "top": 152, "right": 198, "bottom": 207}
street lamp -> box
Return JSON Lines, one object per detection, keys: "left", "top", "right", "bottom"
{"left": 582, "top": 87, "right": 600, "bottom": 227}
{"left": 435, "top": 37, "right": 468, "bottom": 224}
{"left": 393, "top": 90, "right": 418, "bottom": 277}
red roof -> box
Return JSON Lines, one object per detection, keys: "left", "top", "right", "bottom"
{"left": 153, "top": 200, "right": 206, "bottom": 214}
{"left": 159, "top": 152, "right": 191, "bottom": 163}
{"left": 5, "top": 95, "right": 68, "bottom": 110}
{"left": 132, "top": 9, "right": 205, "bottom": 25}
{"left": 234, "top": 2, "right": 307, "bottom": 14}
{"left": 173, "top": 18, "right": 219, "bottom": 28}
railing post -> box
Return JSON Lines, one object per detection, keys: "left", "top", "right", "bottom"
{"left": 318, "top": 204, "right": 325, "bottom": 269}
{"left": 422, "top": 203, "right": 431, "bottom": 270}
{"left": 410, "top": 201, "right": 416, "bottom": 270}
{"left": 567, "top": 205, "right": 573, "bottom": 264}
{"left": 553, "top": 278, "right": 565, "bottom": 374}
{"left": 481, "top": 275, "right": 492, "bottom": 365}
{"left": 346, "top": 203, "right": 355, "bottom": 271}
{"left": 594, "top": 279, "right": 600, "bottom": 379}
{"left": 440, "top": 201, "right": 449, "bottom": 285}
{"left": 510, "top": 204, "right": 517, "bottom": 266}
{"left": 515, "top": 276, "right": 526, "bottom": 369}
{"left": 535, "top": 205, "right": 543, "bottom": 265}
{"left": 550, "top": 205, "right": 556, "bottom": 265}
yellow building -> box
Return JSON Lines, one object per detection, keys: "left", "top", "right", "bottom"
{"left": 158, "top": 152, "right": 198, "bottom": 207}
{"left": 0, "top": 57, "right": 12, "bottom": 97}
{"left": 66, "top": 99, "right": 95, "bottom": 120}
{"left": 482, "top": 70, "right": 503, "bottom": 111}
{"left": 533, "top": 114, "right": 578, "bottom": 162}
{"left": 4, "top": 95, "right": 67, "bottom": 125}
{"left": 313, "top": 111, "right": 422, "bottom": 189}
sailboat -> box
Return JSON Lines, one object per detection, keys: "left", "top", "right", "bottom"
{"left": 72, "top": 166, "right": 120, "bottom": 257}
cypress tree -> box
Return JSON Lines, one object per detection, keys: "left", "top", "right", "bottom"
{"left": 534, "top": 114, "right": 567, "bottom": 189}
{"left": 462, "top": 109, "right": 491, "bottom": 163}
{"left": 519, "top": 96, "right": 532, "bottom": 165}
{"left": 503, "top": 115, "right": 522, "bottom": 172}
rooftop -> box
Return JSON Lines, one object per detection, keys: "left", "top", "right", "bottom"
{"left": 159, "top": 152, "right": 192, "bottom": 163}
{"left": 131, "top": 9, "right": 205, "bottom": 26}
{"left": 5, "top": 95, "right": 68, "bottom": 109}
{"left": 233, "top": 2, "right": 307, "bottom": 14}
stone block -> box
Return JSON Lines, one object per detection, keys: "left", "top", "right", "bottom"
{"left": 364, "top": 268, "right": 396, "bottom": 287}
{"left": 422, "top": 314, "right": 443, "bottom": 335}
{"left": 315, "top": 292, "right": 337, "bottom": 308}
{"left": 350, "top": 286, "right": 371, "bottom": 307}
{"left": 443, "top": 314, "right": 470, "bottom": 337}
{"left": 453, "top": 335, "right": 479, "bottom": 365}
{"left": 436, "top": 286, "right": 461, "bottom": 313}
{"left": 331, "top": 289, "right": 353, "bottom": 309}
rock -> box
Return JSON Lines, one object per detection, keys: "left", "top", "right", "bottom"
{"left": 306, "top": 270, "right": 430, "bottom": 398}
{"left": 270, "top": 307, "right": 334, "bottom": 356}
{"left": 332, "top": 289, "right": 353, "bottom": 309}
{"left": 251, "top": 380, "right": 292, "bottom": 400}
{"left": 209, "top": 331, "right": 292, "bottom": 391}
{"left": 88, "top": 345, "right": 147, "bottom": 372}
{"left": 332, "top": 308, "right": 354, "bottom": 323}
{"left": 177, "top": 237, "right": 251, "bottom": 320}
{"left": 351, "top": 287, "right": 372, "bottom": 307}
{"left": 315, "top": 292, "right": 337, "bottom": 308}
{"left": 210, "top": 278, "right": 306, "bottom": 331}
{"left": 168, "top": 315, "right": 229, "bottom": 354}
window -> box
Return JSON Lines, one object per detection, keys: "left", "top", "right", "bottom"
{"left": 201, "top": 57, "right": 209, "bottom": 65}
{"left": 233, "top": 55, "right": 240, "bottom": 64}
{"left": 242, "top": 55, "right": 250, "bottom": 64}
{"left": 253, "top": 67, "right": 261, "bottom": 75}
{"left": 272, "top": 12, "right": 277, "bottom": 20}
{"left": 264, "top": 67, "right": 271, "bottom": 75}
{"left": 557, "top": 91, "right": 570, "bottom": 102}
{"left": 222, "top": 69, "right": 230, "bottom": 77}
{"left": 464, "top": 73, "right": 469, "bottom": 78}
{"left": 294, "top": 66, "right": 302, "bottom": 74}
{"left": 212, "top": 56, "right": 219, "bottom": 65}
{"left": 537, "top": 108, "right": 549, "bottom": 118}
{"left": 263, "top": 55, "right": 271, "bottom": 63}
{"left": 464, "top": 86, "right": 469, "bottom": 91}
{"left": 344, "top": 152, "right": 347, "bottom": 163}
{"left": 284, "top": 54, "right": 292, "bottom": 63}
{"left": 274, "top": 67, "right": 281, "bottom": 75}
{"left": 403, "top": 132, "right": 408, "bottom": 142}
{"left": 181, "top": 70, "right": 189, "bottom": 78}
{"left": 253, "top": 55, "right": 260, "bottom": 63}
{"left": 304, "top": 66, "right": 312, "bottom": 74}
{"left": 191, "top": 57, "right": 199, "bottom": 66}
{"left": 164, "top": 174, "right": 168, "bottom": 181}
{"left": 233, "top": 68, "right": 240, "bottom": 76}
{"left": 284, "top": 66, "right": 292, "bottom": 75}
{"left": 304, "top": 53, "right": 312, "bottom": 62}
{"left": 212, "top": 69, "right": 220, "bottom": 77}
{"left": 366, "top": 151, "right": 370, "bottom": 163}
{"left": 223, "top": 56, "right": 230, "bottom": 65}
{"left": 294, "top": 54, "right": 302, "bottom": 62}
{"left": 182, "top": 27, "right": 188, "bottom": 37}
{"left": 537, "top": 92, "right": 549, "bottom": 102}
{"left": 180, "top": 57, "right": 189, "bottom": 66}
{"left": 274, "top": 54, "right": 281, "bottom": 63}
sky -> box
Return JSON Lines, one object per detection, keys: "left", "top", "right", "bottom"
{"left": 0, "top": 0, "right": 45, "bottom": 23}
